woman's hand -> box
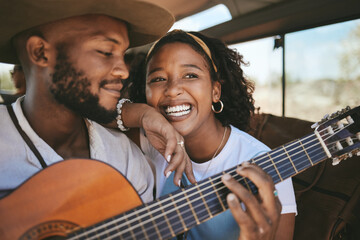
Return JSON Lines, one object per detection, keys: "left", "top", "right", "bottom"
{"left": 122, "top": 102, "right": 196, "bottom": 185}
{"left": 222, "top": 162, "right": 282, "bottom": 240}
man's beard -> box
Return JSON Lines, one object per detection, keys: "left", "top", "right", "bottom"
{"left": 49, "top": 46, "right": 118, "bottom": 124}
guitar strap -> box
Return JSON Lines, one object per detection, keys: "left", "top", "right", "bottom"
{"left": 6, "top": 105, "right": 48, "bottom": 169}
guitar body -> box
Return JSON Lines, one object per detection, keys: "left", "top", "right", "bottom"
{"left": 0, "top": 159, "right": 143, "bottom": 240}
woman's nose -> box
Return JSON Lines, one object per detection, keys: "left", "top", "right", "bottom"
{"left": 165, "top": 79, "right": 183, "bottom": 97}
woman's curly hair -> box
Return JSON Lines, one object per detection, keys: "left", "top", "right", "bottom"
{"left": 129, "top": 30, "right": 255, "bottom": 131}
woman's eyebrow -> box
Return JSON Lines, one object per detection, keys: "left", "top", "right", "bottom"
{"left": 147, "top": 67, "right": 163, "bottom": 76}
{"left": 182, "top": 64, "right": 203, "bottom": 71}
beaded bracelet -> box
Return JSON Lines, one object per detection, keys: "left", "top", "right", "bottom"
{"left": 116, "top": 98, "right": 132, "bottom": 131}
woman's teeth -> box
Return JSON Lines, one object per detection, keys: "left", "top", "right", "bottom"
{"left": 165, "top": 104, "right": 191, "bottom": 117}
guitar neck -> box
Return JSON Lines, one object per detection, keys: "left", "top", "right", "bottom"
{"left": 68, "top": 133, "right": 327, "bottom": 240}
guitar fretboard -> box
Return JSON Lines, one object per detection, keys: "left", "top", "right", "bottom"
{"left": 68, "top": 132, "right": 329, "bottom": 240}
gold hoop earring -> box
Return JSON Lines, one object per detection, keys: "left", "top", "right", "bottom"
{"left": 212, "top": 100, "right": 223, "bottom": 113}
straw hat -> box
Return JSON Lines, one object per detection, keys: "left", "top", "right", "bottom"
{"left": 0, "top": 0, "right": 174, "bottom": 64}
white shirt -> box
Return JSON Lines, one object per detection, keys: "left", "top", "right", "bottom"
{"left": 141, "top": 125, "right": 297, "bottom": 239}
{"left": 0, "top": 97, "right": 154, "bottom": 203}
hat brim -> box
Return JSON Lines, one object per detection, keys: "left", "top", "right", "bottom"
{"left": 0, "top": 0, "right": 174, "bottom": 64}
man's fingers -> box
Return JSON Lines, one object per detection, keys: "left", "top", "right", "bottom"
{"left": 222, "top": 173, "right": 267, "bottom": 224}
{"left": 236, "top": 163, "right": 280, "bottom": 219}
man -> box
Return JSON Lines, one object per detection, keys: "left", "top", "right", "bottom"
{"left": 0, "top": 0, "right": 178, "bottom": 200}
{"left": 0, "top": 1, "right": 282, "bottom": 239}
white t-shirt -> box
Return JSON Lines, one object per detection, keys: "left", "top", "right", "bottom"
{"left": 0, "top": 97, "right": 154, "bottom": 203}
{"left": 140, "top": 125, "right": 297, "bottom": 239}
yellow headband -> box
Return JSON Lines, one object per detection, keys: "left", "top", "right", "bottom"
{"left": 147, "top": 31, "right": 218, "bottom": 72}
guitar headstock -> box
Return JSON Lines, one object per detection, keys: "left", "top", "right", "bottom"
{"left": 312, "top": 106, "right": 360, "bottom": 165}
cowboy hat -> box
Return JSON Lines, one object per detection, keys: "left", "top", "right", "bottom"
{"left": 0, "top": 0, "right": 174, "bottom": 64}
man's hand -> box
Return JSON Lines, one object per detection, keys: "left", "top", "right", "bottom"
{"left": 222, "top": 162, "right": 282, "bottom": 240}
{"left": 122, "top": 102, "right": 196, "bottom": 186}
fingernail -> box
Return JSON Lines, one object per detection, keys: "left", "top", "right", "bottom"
{"left": 165, "top": 171, "right": 172, "bottom": 178}
{"left": 259, "top": 227, "right": 264, "bottom": 234}
{"left": 166, "top": 155, "right": 171, "bottom": 163}
{"left": 227, "top": 193, "right": 238, "bottom": 207}
{"left": 227, "top": 193, "right": 236, "bottom": 201}
{"left": 178, "top": 180, "right": 181, "bottom": 187}
{"left": 242, "top": 161, "right": 250, "bottom": 166}
{"left": 222, "top": 173, "right": 231, "bottom": 181}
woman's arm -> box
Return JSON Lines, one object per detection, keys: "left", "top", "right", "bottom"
{"left": 115, "top": 102, "right": 196, "bottom": 185}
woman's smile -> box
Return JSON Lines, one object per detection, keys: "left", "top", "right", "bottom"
{"left": 164, "top": 104, "right": 191, "bottom": 117}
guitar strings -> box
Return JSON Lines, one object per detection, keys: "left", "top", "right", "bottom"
{"left": 74, "top": 140, "right": 323, "bottom": 239}
{"left": 118, "top": 127, "right": 356, "bottom": 239}
{"left": 128, "top": 152, "right": 332, "bottom": 240}
{"left": 70, "top": 127, "right": 333, "bottom": 239}
{"left": 70, "top": 124, "right": 353, "bottom": 239}
{"left": 85, "top": 145, "right": 330, "bottom": 240}
{"left": 69, "top": 127, "right": 334, "bottom": 239}
{"left": 90, "top": 146, "right": 326, "bottom": 240}
{"left": 98, "top": 146, "right": 328, "bottom": 240}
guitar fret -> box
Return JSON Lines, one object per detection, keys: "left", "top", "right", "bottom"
{"left": 242, "top": 175, "right": 252, "bottom": 191}
{"left": 282, "top": 146, "right": 298, "bottom": 173}
{"left": 268, "top": 147, "right": 296, "bottom": 180}
{"left": 100, "top": 216, "right": 123, "bottom": 240}
{"left": 266, "top": 152, "right": 283, "bottom": 182}
{"left": 156, "top": 199, "right": 176, "bottom": 238}
{"left": 299, "top": 139, "right": 314, "bottom": 166}
{"left": 169, "top": 193, "right": 188, "bottom": 232}
{"left": 303, "top": 134, "right": 328, "bottom": 165}
{"left": 144, "top": 204, "right": 162, "bottom": 239}
{"left": 285, "top": 140, "right": 315, "bottom": 173}
{"left": 183, "top": 188, "right": 200, "bottom": 225}
{"left": 209, "top": 176, "right": 226, "bottom": 211}
{"left": 196, "top": 184, "right": 213, "bottom": 219}
{"left": 124, "top": 213, "right": 139, "bottom": 240}
{"left": 135, "top": 211, "right": 149, "bottom": 240}
{"left": 185, "top": 183, "right": 212, "bottom": 224}
{"left": 145, "top": 203, "right": 173, "bottom": 239}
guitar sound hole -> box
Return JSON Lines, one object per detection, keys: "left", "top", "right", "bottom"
{"left": 20, "top": 220, "right": 77, "bottom": 240}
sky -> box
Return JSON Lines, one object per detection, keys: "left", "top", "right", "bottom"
{"left": 1, "top": 4, "right": 359, "bottom": 86}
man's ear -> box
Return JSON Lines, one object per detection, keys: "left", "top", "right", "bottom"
{"left": 26, "top": 36, "right": 50, "bottom": 67}
{"left": 212, "top": 81, "right": 222, "bottom": 102}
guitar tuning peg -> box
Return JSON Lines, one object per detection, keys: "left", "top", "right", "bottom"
{"left": 332, "top": 157, "right": 341, "bottom": 166}
{"left": 321, "top": 113, "right": 329, "bottom": 121}
{"left": 311, "top": 122, "right": 319, "bottom": 129}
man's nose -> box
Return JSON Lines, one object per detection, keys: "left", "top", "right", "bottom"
{"left": 111, "top": 57, "right": 129, "bottom": 80}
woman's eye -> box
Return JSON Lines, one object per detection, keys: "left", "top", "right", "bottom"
{"left": 184, "top": 73, "right": 198, "bottom": 79}
{"left": 149, "top": 77, "right": 166, "bottom": 83}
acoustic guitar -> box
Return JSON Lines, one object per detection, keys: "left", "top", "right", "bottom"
{"left": 1, "top": 106, "right": 359, "bottom": 240}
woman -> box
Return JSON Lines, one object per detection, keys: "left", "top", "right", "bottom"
{"left": 126, "top": 30, "right": 297, "bottom": 240}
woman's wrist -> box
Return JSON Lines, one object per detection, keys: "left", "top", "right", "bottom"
{"left": 120, "top": 101, "right": 154, "bottom": 129}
